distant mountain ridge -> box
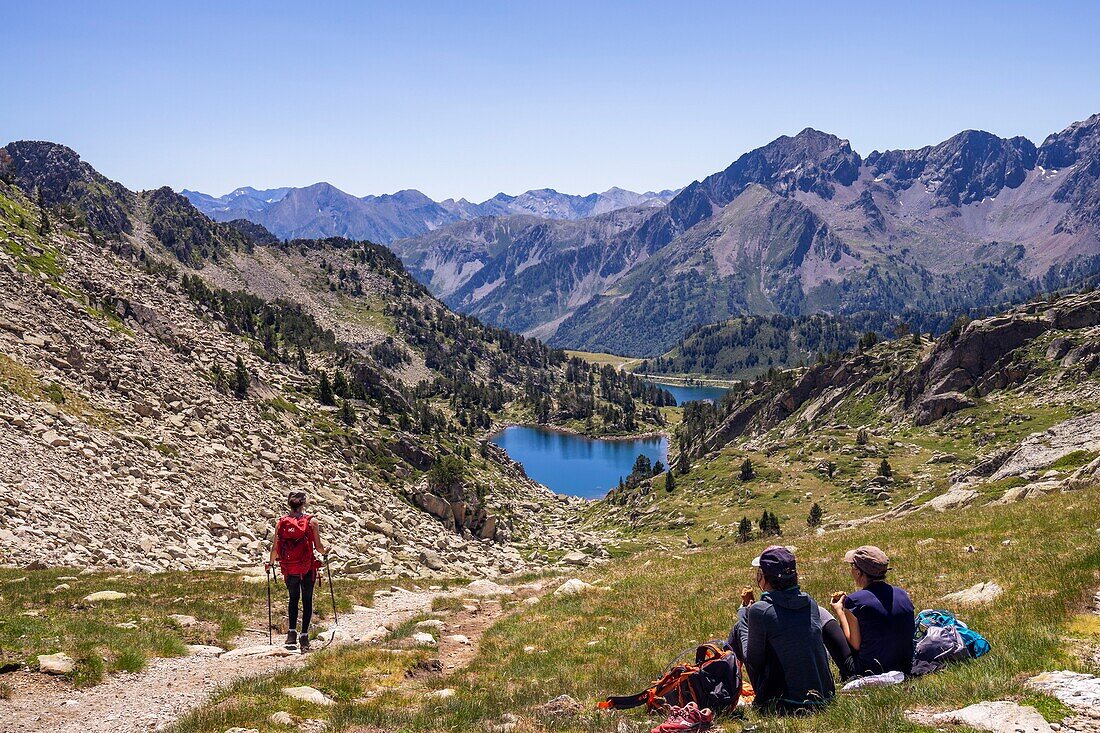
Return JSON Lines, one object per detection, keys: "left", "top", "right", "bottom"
{"left": 391, "top": 115, "right": 1100, "bottom": 356}
{"left": 182, "top": 182, "right": 678, "bottom": 244}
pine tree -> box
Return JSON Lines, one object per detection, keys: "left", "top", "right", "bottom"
{"left": 232, "top": 356, "right": 250, "bottom": 398}
{"left": 769, "top": 513, "right": 783, "bottom": 536}
{"left": 740, "top": 458, "right": 755, "bottom": 481}
{"left": 878, "top": 458, "right": 892, "bottom": 478}
{"left": 807, "top": 502, "right": 823, "bottom": 527}
{"left": 296, "top": 347, "right": 309, "bottom": 373}
{"left": 856, "top": 427, "right": 870, "bottom": 445}
{"left": 737, "top": 516, "right": 753, "bottom": 543}
{"left": 318, "top": 371, "right": 335, "bottom": 405}
{"left": 912, "top": 331, "right": 922, "bottom": 346}
{"left": 333, "top": 370, "right": 350, "bottom": 398}
{"left": 759, "top": 510, "right": 771, "bottom": 534}
{"left": 339, "top": 399, "right": 356, "bottom": 425}
{"left": 665, "top": 470, "right": 676, "bottom": 493}
{"left": 677, "top": 452, "right": 691, "bottom": 475}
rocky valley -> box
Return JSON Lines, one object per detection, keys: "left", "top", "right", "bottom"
{"left": 0, "top": 141, "right": 676, "bottom": 578}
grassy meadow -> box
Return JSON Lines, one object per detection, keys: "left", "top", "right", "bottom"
{"left": 0, "top": 568, "right": 382, "bottom": 686}
{"left": 163, "top": 483, "right": 1100, "bottom": 733}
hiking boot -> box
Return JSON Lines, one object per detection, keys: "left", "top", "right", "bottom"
{"left": 284, "top": 629, "right": 298, "bottom": 649}
{"left": 650, "top": 702, "right": 714, "bottom": 733}
{"left": 298, "top": 634, "right": 311, "bottom": 652}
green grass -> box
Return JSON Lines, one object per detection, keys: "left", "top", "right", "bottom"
{"left": 0, "top": 568, "right": 389, "bottom": 686}
{"left": 364, "top": 483, "right": 1100, "bottom": 733}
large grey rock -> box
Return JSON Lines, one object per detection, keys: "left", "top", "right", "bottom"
{"left": 910, "top": 701, "right": 1052, "bottom": 732}
{"left": 941, "top": 581, "right": 1004, "bottom": 606}
{"left": 915, "top": 391, "right": 975, "bottom": 425}
{"left": 1027, "top": 671, "right": 1100, "bottom": 715}
{"left": 926, "top": 487, "right": 980, "bottom": 512}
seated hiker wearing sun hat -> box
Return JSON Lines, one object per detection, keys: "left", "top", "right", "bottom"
{"left": 726, "top": 545, "right": 835, "bottom": 713}
{"left": 830, "top": 545, "right": 915, "bottom": 677}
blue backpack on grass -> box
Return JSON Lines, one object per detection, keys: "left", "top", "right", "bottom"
{"left": 913, "top": 609, "right": 991, "bottom": 675}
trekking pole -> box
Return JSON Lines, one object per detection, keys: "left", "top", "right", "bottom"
{"left": 325, "top": 553, "right": 338, "bottom": 626}
{"left": 266, "top": 563, "right": 273, "bottom": 646}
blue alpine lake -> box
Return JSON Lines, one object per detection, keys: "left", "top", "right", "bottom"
{"left": 490, "top": 425, "right": 669, "bottom": 499}
{"left": 647, "top": 380, "right": 730, "bottom": 406}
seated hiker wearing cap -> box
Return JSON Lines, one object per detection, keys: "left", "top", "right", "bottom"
{"left": 830, "top": 545, "right": 915, "bottom": 676}
{"left": 727, "top": 546, "right": 835, "bottom": 713}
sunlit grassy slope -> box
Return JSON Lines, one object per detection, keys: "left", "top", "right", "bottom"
{"left": 168, "top": 483, "right": 1100, "bottom": 733}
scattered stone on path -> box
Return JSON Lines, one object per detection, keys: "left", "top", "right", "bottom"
{"left": 185, "top": 644, "right": 225, "bottom": 657}
{"left": 906, "top": 701, "right": 1052, "bottom": 733}
{"left": 465, "top": 579, "right": 513, "bottom": 596}
{"left": 412, "top": 631, "right": 437, "bottom": 646}
{"left": 223, "top": 728, "right": 259, "bottom": 733}
{"left": 83, "top": 590, "right": 128, "bottom": 602}
{"left": 38, "top": 653, "right": 75, "bottom": 675}
{"left": 220, "top": 644, "right": 298, "bottom": 659}
{"left": 281, "top": 685, "right": 335, "bottom": 706}
{"left": 416, "top": 619, "right": 446, "bottom": 631}
{"left": 941, "top": 581, "right": 1004, "bottom": 606}
{"left": 445, "top": 634, "right": 470, "bottom": 645}
{"left": 553, "top": 578, "right": 595, "bottom": 596}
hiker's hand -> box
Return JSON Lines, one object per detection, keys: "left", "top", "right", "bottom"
{"left": 264, "top": 561, "right": 271, "bottom": 571}
{"left": 831, "top": 591, "right": 846, "bottom": 607}
{"left": 740, "top": 586, "right": 755, "bottom": 607}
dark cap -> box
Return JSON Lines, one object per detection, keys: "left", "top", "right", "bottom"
{"left": 844, "top": 545, "right": 889, "bottom": 577}
{"left": 751, "top": 545, "right": 797, "bottom": 579}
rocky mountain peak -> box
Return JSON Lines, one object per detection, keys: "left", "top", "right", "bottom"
{"left": 867, "top": 129, "right": 1037, "bottom": 206}
{"left": 1, "top": 140, "right": 134, "bottom": 235}
{"left": 1038, "top": 112, "right": 1100, "bottom": 169}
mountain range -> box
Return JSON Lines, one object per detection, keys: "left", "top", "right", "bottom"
{"left": 387, "top": 115, "right": 1100, "bottom": 356}
{"left": 182, "top": 183, "right": 678, "bottom": 244}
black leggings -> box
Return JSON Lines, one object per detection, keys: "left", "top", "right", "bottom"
{"left": 285, "top": 571, "right": 316, "bottom": 633}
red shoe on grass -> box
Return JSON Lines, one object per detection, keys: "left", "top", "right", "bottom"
{"left": 649, "top": 702, "right": 715, "bottom": 733}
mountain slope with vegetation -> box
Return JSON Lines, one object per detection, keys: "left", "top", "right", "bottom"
{"left": 0, "top": 140, "right": 674, "bottom": 581}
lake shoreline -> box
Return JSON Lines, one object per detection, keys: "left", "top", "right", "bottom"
{"left": 488, "top": 421, "right": 670, "bottom": 442}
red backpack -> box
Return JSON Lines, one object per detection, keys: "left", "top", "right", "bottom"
{"left": 276, "top": 514, "right": 318, "bottom": 575}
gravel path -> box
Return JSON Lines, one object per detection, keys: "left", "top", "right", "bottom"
{"left": 1, "top": 588, "right": 437, "bottom": 733}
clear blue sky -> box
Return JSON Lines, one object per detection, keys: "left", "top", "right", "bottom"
{"left": 3, "top": 1, "right": 1098, "bottom": 201}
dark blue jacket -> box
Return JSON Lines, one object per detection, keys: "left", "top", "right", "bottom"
{"left": 729, "top": 587, "right": 835, "bottom": 711}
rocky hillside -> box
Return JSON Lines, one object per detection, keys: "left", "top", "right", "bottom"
{"left": 391, "top": 115, "right": 1100, "bottom": 356}
{"left": 0, "top": 142, "right": 674, "bottom": 577}
{"left": 595, "top": 288, "right": 1099, "bottom": 545}
{"left": 182, "top": 182, "right": 677, "bottom": 244}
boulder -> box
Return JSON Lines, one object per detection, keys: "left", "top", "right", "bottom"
{"left": 911, "top": 701, "right": 1052, "bottom": 733}
{"left": 1027, "top": 671, "right": 1100, "bottom": 714}
{"left": 941, "top": 581, "right": 1004, "bottom": 606}
{"left": 445, "top": 634, "right": 471, "bottom": 645}
{"left": 268, "top": 712, "right": 300, "bottom": 726}
{"left": 915, "top": 391, "right": 975, "bottom": 426}
{"left": 83, "top": 590, "right": 128, "bottom": 602}
{"left": 281, "top": 686, "right": 335, "bottom": 706}
{"left": 561, "top": 550, "right": 589, "bottom": 566}
{"left": 419, "top": 550, "right": 445, "bottom": 572}
{"left": 38, "top": 652, "right": 75, "bottom": 675}
{"left": 553, "top": 578, "right": 595, "bottom": 596}
{"left": 169, "top": 613, "right": 198, "bottom": 627}
{"left": 926, "top": 487, "right": 979, "bottom": 512}
{"left": 428, "top": 688, "right": 455, "bottom": 699}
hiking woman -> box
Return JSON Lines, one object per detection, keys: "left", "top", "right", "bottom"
{"left": 266, "top": 490, "right": 327, "bottom": 652}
